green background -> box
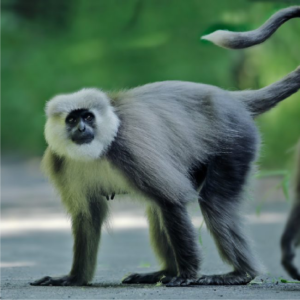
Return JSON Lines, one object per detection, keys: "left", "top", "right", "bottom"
{"left": 2, "top": 0, "right": 300, "bottom": 169}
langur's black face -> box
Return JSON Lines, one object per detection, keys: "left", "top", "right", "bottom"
{"left": 66, "top": 109, "right": 95, "bottom": 145}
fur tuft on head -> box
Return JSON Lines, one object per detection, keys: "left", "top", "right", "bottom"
{"left": 45, "top": 88, "right": 110, "bottom": 117}
{"left": 44, "top": 88, "right": 120, "bottom": 161}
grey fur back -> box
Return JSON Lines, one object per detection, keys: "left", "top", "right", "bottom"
{"left": 107, "top": 81, "right": 255, "bottom": 203}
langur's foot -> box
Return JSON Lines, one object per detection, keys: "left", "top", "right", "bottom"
{"left": 30, "top": 275, "right": 86, "bottom": 286}
{"left": 192, "top": 271, "right": 254, "bottom": 285}
{"left": 122, "top": 270, "right": 173, "bottom": 284}
{"left": 165, "top": 276, "right": 196, "bottom": 287}
{"left": 282, "top": 257, "right": 300, "bottom": 280}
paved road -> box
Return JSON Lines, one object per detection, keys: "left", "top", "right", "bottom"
{"left": 1, "top": 158, "right": 300, "bottom": 299}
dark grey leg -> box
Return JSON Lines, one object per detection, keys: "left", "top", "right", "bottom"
{"left": 159, "top": 202, "right": 201, "bottom": 287}
{"left": 281, "top": 202, "right": 300, "bottom": 280}
{"left": 197, "top": 201, "right": 259, "bottom": 285}
{"left": 123, "top": 202, "right": 201, "bottom": 286}
{"left": 122, "top": 205, "right": 178, "bottom": 284}
{"left": 31, "top": 199, "right": 108, "bottom": 286}
{"left": 195, "top": 145, "right": 261, "bottom": 285}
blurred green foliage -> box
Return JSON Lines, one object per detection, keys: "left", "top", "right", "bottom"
{"left": 1, "top": 0, "right": 300, "bottom": 169}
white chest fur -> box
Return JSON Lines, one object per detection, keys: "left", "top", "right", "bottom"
{"left": 64, "top": 158, "right": 134, "bottom": 196}
{"left": 59, "top": 158, "right": 139, "bottom": 216}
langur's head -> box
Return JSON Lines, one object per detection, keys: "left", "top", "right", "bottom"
{"left": 44, "top": 88, "right": 120, "bottom": 161}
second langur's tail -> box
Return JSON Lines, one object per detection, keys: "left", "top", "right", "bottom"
{"left": 201, "top": 6, "right": 300, "bottom": 49}
{"left": 202, "top": 6, "right": 300, "bottom": 117}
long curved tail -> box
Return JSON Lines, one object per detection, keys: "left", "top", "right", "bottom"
{"left": 202, "top": 6, "right": 300, "bottom": 49}
{"left": 202, "top": 6, "right": 300, "bottom": 117}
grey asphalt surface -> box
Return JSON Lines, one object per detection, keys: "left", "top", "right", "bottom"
{"left": 1, "top": 158, "right": 300, "bottom": 299}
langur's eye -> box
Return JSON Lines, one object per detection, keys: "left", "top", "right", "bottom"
{"left": 84, "top": 113, "right": 94, "bottom": 122}
{"left": 66, "top": 117, "right": 77, "bottom": 124}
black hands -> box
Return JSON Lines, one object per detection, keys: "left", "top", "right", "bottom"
{"left": 30, "top": 275, "right": 86, "bottom": 286}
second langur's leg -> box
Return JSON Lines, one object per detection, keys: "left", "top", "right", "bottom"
{"left": 31, "top": 198, "right": 108, "bottom": 286}
{"left": 195, "top": 145, "right": 261, "bottom": 285}
{"left": 281, "top": 141, "right": 300, "bottom": 280}
{"left": 281, "top": 202, "right": 300, "bottom": 280}
{"left": 122, "top": 205, "right": 178, "bottom": 284}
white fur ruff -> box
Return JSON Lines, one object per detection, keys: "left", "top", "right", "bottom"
{"left": 44, "top": 88, "right": 120, "bottom": 161}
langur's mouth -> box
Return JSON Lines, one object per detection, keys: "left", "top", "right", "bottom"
{"left": 71, "top": 134, "right": 94, "bottom": 145}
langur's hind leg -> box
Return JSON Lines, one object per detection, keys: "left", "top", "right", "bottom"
{"left": 195, "top": 140, "right": 261, "bottom": 285}
{"left": 122, "top": 205, "right": 177, "bottom": 284}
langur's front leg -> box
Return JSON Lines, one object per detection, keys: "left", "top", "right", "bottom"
{"left": 31, "top": 199, "right": 108, "bottom": 286}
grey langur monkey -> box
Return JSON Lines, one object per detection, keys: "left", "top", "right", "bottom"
{"left": 281, "top": 140, "right": 300, "bottom": 280}
{"left": 30, "top": 6, "right": 300, "bottom": 287}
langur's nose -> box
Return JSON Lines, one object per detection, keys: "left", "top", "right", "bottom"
{"left": 78, "top": 122, "right": 86, "bottom": 132}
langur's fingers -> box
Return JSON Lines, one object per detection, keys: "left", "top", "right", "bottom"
{"left": 122, "top": 273, "right": 139, "bottom": 284}
{"left": 165, "top": 276, "right": 193, "bottom": 287}
{"left": 160, "top": 275, "right": 173, "bottom": 284}
{"left": 30, "top": 276, "right": 51, "bottom": 286}
{"left": 40, "top": 278, "right": 53, "bottom": 286}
